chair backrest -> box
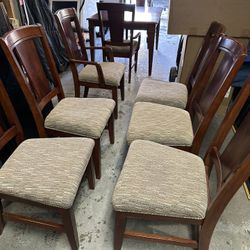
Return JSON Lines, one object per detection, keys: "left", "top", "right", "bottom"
{"left": 200, "top": 76, "right": 250, "bottom": 246}
{"left": 55, "top": 8, "right": 88, "bottom": 62}
{"left": 0, "top": 25, "right": 65, "bottom": 138}
{"left": 97, "top": 2, "right": 135, "bottom": 46}
{"left": 0, "top": 79, "right": 24, "bottom": 151}
{"left": 188, "top": 36, "right": 247, "bottom": 154}
{"left": 135, "top": 0, "right": 152, "bottom": 6}
{"left": 186, "top": 21, "right": 226, "bottom": 95}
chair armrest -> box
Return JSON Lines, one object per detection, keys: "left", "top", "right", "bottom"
{"left": 133, "top": 32, "right": 141, "bottom": 40}
{"left": 70, "top": 58, "right": 99, "bottom": 66}
{"left": 69, "top": 59, "right": 106, "bottom": 87}
{"left": 132, "top": 32, "right": 141, "bottom": 50}
{"left": 85, "top": 46, "right": 114, "bottom": 62}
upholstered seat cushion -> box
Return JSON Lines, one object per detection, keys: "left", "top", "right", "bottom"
{"left": 113, "top": 140, "right": 208, "bottom": 220}
{"left": 106, "top": 40, "right": 139, "bottom": 55}
{"left": 45, "top": 98, "right": 115, "bottom": 139}
{"left": 0, "top": 138, "right": 95, "bottom": 209}
{"left": 127, "top": 102, "right": 193, "bottom": 146}
{"left": 79, "top": 62, "right": 125, "bottom": 87}
{"left": 135, "top": 78, "right": 188, "bottom": 109}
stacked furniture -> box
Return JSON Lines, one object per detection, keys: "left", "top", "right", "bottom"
{"left": 112, "top": 74, "right": 250, "bottom": 250}
{"left": 0, "top": 5, "right": 250, "bottom": 249}
{"left": 127, "top": 35, "right": 246, "bottom": 154}
{"left": 111, "top": 21, "right": 250, "bottom": 250}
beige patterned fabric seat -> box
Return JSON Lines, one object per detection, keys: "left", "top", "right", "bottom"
{"left": 113, "top": 140, "right": 208, "bottom": 220}
{"left": 79, "top": 62, "right": 125, "bottom": 87}
{"left": 0, "top": 138, "right": 94, "bottom": 209}
{"left": 135, "top": 78, "right": 188, "bottom": 109}
{"left": 106, "top": 40, "right": 139, "bottom": 55}
{"left": 45, "top": 98, "right": 115, "bottom": 139}
{"left": 127, "top": 102, "right": 193, "bottom": 146}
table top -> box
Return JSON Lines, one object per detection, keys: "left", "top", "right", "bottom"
{"left": 87, "top": 6, "right": 163, "bottom": 24}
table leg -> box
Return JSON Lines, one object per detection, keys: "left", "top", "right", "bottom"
{"left": 88, "top": 21, "right": 95, "bottom": 61}
{"left": 147, "top": 24, "right": 156, "bottom": 76}
{"left": 156, "top": 20, "right": 160, "bottom": 50}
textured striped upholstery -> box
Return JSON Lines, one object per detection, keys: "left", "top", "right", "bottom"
{"left": 0, "top": 138, "right": 95, "bottom": 209}
{"left": 113, "top": 140, "right": 208, "bottom": 220}
{"left": 127, "top": 102, "right": 193, "bottom": 146}
{"left": 106, "top": 40, "right": 139, "bottom": 55}
{"left": 45, "top": 98, "right": 115, "bottom": 139}
{"left": 79, "top": 62, "right": 125, "bottom": 87}
{"left": 135, "top": 78, "right": 188, "bottom": 109}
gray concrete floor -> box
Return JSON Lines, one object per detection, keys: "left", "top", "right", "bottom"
{"left": 1, "top": 1, "right": 250, "bottom": 250}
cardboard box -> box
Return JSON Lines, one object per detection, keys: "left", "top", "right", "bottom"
{"left": 168, "top": 0, "right": 250, "bottom": 37}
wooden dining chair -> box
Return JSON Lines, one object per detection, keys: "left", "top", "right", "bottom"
{"left": 55, "top": 8, "right": 125, "bottom": 119}
{"left": 0, "top": 24, "right": 114, "bottom": 180}
{"left": 135, "top": 21, "right": 226, "bottom": 109}
{"left": 0, "top": 79, "right": 95, "bottom": 250}
{"left": 127, "top": 36, "right": 247, "bottom": 155}
{"left": 97, "top": 2, "right": 141, "bottom": 83}
{"left": 112, "top": 75, "right": 250, "bottom": 250}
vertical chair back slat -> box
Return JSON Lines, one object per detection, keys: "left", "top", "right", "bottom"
{"left": 200, "top": 106, "right": 250, "bottom": 248}
{"left": 220, "top": 114, "right": 250, "bottom": 180}
{"left": 14, "top": 39, "right": 52, "bottom": 101}
{"left": 55, "top": 8, "right": 88, "bottom": 61}
{"left": 187, "top": 21, "right": 225, "bottom": 94}
{"left": 97, "top": 3, "right": 135, "bottom": 46}
{"left": 189, "top": 36, "right": 247, "bottom": 154}
{"left": 0, "top": 25, "right": 66, "bottom": 138}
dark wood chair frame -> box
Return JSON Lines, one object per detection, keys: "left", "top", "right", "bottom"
{"left": 179, "top": 36, "right": 247, "bottom": 155}
{"left": 0, "top": 24, "right": 114, "bottom": 180}
{"left": 185, "top": 21, "right": 226, "bottom": 106}
{"left": 135, "top": 0, "right": 153, "bottom": 7}
{"left": 0, "top": 79, "right": 95, "bottom": 250}
{"left": 55, "top": 8, "right": 124, "bottom": 119}
{"left": 97, "top": 2, "right": 141, "bottom": 83}
{"left": 114, "top": 75, "right": 250, "bottom": 250}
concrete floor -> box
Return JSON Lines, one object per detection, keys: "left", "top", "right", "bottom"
{"left": 1, "top": 1, "right": 250, "bottom": 250}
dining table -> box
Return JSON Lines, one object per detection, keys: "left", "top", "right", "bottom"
{"left": 87, "top": 5, "right": 163, "bottom": 76}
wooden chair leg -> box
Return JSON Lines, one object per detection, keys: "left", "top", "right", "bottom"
{"left": 120, "top": 76, "right": 125, "bottom": 101}
{"left": 191, "top": 225, "right": 199, "bottom": 249}
{"left": 128, "top": 57, "right": 132, "bottom": 83}
{"left": 93, "top": 138, "right": 101, "bottom": 179}
{"left": 199, "top": 225, "right": 213, "bottom": 250}
{"left": 134, "top": 51, "right": 138, "bottom": 72}
{"left": 61, "top": 208, "right": 79, "bottom": 250}
{"left": 108, "top": 113, "right": 115, "bottom": 144}
{"left": 114, "top": 212, "right": 127, "bottom": 250}
{"left": 0, "top": 199, "right": 5, "bottom": 235}
{"left": 75, "top": 85, "right": 81, "bottom": 98}
{"left": 112, "top": 88, "right": 118, "bottom": 119}
{"left": 83, "top": 87, "right": 89, "bottom": 98}
{"left": 156, "top": 21, "right": 160, "bottom": 50}
{"left": 102, "top": 50, "right": 106, "bottom": 62}
{"left": 86, "top": 157, "right": 95, "bottom": 189}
